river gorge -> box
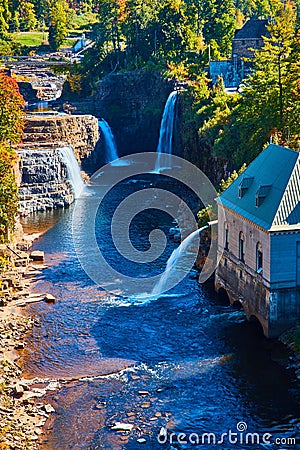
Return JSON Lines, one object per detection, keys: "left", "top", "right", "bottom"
{"left": 21, "top": 176, "right": 300, "bottom": 449}
{"left": 11, "top": 72, "right": 300, "bottom": 450}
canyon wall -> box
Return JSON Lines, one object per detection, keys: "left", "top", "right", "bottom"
{"left": 18, "top": 146, "right": 74, "bottom": 215}
{"left": 23, "top": 114, "right": 99, "bottom": 161}
{"left": 18, "top": 113, "right": 100, "bottom": 215}
{"left": 177, "top": 95, "right": 229, "bottom": 185}
{"left": 94, "top": 70, "right": 175, "bottom": 157}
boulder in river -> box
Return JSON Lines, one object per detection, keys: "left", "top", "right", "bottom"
{"left": 44, "top": 293, "right": 56, "bottom": 303}
{"left": 30, "top": 251, "right": 45, "bottom": 261}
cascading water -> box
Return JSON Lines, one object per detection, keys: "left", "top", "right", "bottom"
{"left": 154, "top": 91, "right": 178, "bottom": 173}
{"left": 152, "top": 225, "right": 208, "bottom": 295}
{"left": 98, "top": 119, "right": 119, "bottom": 164}
{"left": 59, "top": 146, "right": 85, "bottom": 199}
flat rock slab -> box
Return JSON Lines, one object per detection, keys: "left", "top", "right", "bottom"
{"left": 43, "top": 404, "right": 55, "bottom": 414}
{"left": 30, "top": 251, "right": 45, "bottom": 261}
{"left": 14, "top": 296, "right": 44, "bottom": 306}
{"left": 138, "top": 390, "right": 150, "bottom": 396}
{"left": 44, "top": 293, "right": 55, "bottom": 303}
{"left": 111, "top": 423, "right": 134, "bottom": 432}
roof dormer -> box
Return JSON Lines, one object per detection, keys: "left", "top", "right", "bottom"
{"left": 256, "top": 185, "right": 272, "bottom": 207}
{"left": 238, "top": 177, "right": 254, "bottom": 198}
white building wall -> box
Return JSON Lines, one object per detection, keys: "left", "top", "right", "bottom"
{"left": 217, "top": 205, "right": 271, "bottom": 283}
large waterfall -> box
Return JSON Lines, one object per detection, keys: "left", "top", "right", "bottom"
{"left": 152, "top": 225, "right": 208, "bottom": 295}
{"left": 154, "top": 91, "right": 178, "bottom": 173}
{"left": 59, "top": 146, "right": 85, "bottom": 199}
{"left": 98, "top": 119, "right": 119, "bottom": 164}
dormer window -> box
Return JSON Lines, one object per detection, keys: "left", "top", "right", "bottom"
{"left": 238, "top": 177, "right": 254, "bottom": 198}
{"left": 255, "top": 185, "right": 272, "bottom": 207}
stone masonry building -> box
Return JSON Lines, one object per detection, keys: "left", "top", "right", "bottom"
{"left": 215, "top": 144, "right": 300, "bottom": 337}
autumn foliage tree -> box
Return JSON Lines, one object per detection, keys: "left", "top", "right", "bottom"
{"left": 0, "top": 71, "right": 24, "bottom": 241}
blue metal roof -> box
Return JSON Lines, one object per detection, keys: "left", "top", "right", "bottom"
{"left": 216, "top": 145, "right": 300, "bottom": 230}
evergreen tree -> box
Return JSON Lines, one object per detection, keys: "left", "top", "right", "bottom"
{"left": 210, "top": 0, "right": 299, "bottom": 164}
{"left": 241, "top": 0, "right": 298, "bottom": 146}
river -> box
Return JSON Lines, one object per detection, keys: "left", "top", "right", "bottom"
{"left": 21, "top": 175, "right": 300, "bottom": 449}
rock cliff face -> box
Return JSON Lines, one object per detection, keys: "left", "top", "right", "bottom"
{"left": 15, "top": 67, "right": 65, "bottom": 102}
{"left": 94, "top": 70, "right": 175, "bottom": 156}
{"left": 18, "top": 112, "right": 100, "bottom": 215}
{"left": 17, "top": 146, "right": 74, "bottom": 215}
{"left": 177, "top": 95, "right": 228, "bottom": 185}
{"left": 23, "top": 113, "right": 99, "bottom": 161}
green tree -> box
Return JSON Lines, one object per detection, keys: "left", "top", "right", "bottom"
{"left": 11, "top": 10, "right": 20, "bottom": 32}
{"left": 20, "top": 1, "right": 37, "bottom": 30}
{"left": 1, "top": 0, "right": 11, "bottom": 26}
{"left": 0, "top": 0, "right": 10, "bottom": 38}
{"left": 186, "top": 0, "right": 236, "bottom": 57}
{"left": 48, "top": 0, "right": 67, "bottom": 51}
{"left": 155, "top": 0, "right": 194, "bottom": 60}
{"left": 204, "top": 0, "right": 299, "bottom": 166}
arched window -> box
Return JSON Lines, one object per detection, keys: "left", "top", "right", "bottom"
{"left": 239, "top": 231, "right": 245, "bottom": 262}
{"left": 256, "top": 242, "right": 263, "bottom": 273}
{"left": 224, "top": 222, "right": 229, "bottom": 250}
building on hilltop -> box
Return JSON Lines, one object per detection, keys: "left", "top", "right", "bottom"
{"left": 209, "top": 18, "right": 270, "bottom": 89}
{"left": 215, "top": 144, "right": 300, "bottom": 337}
{"left": 232, "top": 18, "right": 269, "bottom": 59}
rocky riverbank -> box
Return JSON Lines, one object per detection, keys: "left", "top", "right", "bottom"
{"left": 280, "top": 326, "right": 300, "bottom": 379}
{"left": 0, "top": 239, "right": 57, "bottom": 449}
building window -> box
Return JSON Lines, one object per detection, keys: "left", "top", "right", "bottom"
{"left": 239, "top": 231, "right": 245, "bottom": 262}
{"left": 224, "top": 223, "right": 229, "bottom": 250}
{"left": 256, "top": 242, "right": 263, "bottom": 273}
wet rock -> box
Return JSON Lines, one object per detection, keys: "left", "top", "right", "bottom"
{"left": 110, "top": 422, "right": 134, "bottom": 432}
{"left": 138, "top": 390, "right": 150, "bottom": 396}
{"left": 36, "top": 418, "right": 47, "bottom": 427}
{"left": 141, "top": 402, "right": 151, "bottom": 409}
{"left": 14, "top": 342, "right": 25, "bottom": 350}
{"left": 173, "top": 233, "right": 181, "bottom": 243}
{"left": 43, "top": 404, "right": 55, "bottom": 414}
{"left": 14, "top": 383, "right": 24, "bottom": 396}
{"left": 30, "top": 251, "right": 44, "bottom": 261}
{"left": 44, "top": 293, "right": 56, "bottom": 303}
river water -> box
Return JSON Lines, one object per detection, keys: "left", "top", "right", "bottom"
{"left": 21, "top": 175, "right": 300, "bottom": 449}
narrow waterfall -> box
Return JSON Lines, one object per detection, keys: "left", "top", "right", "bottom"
{"left": 59, "top": 146, "right": 85, "bottom": 199}
{"left": 152, "top": 225, "right": 208, "bottom": 295}
{"left": 98, "top": 119, "right": 119, "bottom": 163}
{"left": 154, "top": 91, "right": 178, "bottom": 172}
